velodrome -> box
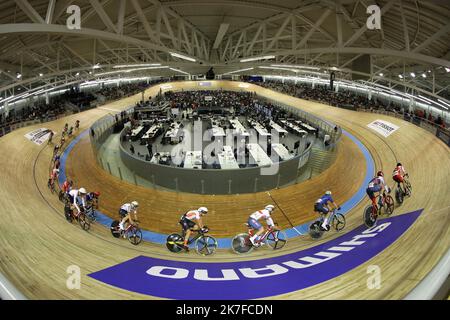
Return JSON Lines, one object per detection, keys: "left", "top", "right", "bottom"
{"left": 0, "top": 0, "right": 449, "bottom": 302}
{"left": 0, "top": 80, "right": 449, "bottom": 299}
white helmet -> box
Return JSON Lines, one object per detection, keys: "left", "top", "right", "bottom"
{"left": 265, "top": 205, "right": 275, "bottom": 212}
{"left": 325, "top": 191, "right": 332, "bottom": 195}
{"left": 131, "top": 201, "right": 139, "bottom": 208}
{"left": 79, "top": 187, "right": 87, "bottom": 194}
{"left": 198, "top": 207, "right": 208, "bottom": 214}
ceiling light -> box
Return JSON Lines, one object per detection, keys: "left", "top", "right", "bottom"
{"left": 379, "top": 73, "right": 383, "bottom": 77}
{"left": 398, "top": 74, "right": 403, "bottom": 79}
{"left": 410, "top": 72, "right": 415, "bottom": 77}
{"left": 39, "top": 73, "right": 43, "bottom": 77}
{"left": 240, "top": 55, "right": 275, "bottom": 63}
{"left": 113, "top": 63, "right": 161, "bottom": 69}
{"left": 93, "top": 64, "right": 101, "bottom": 69}
{"left": 224, "top": 67, "right": 254, "bottom": 75}
{"left": 445, "top": 67, "right": 450, "bottom": 72}
{"left": 438, "top": 99, "right": 450, "bottom": 107}
{"left": 16, "top": 73, "right": 22, "bottom": 79}
{"left": 270, "top": 64, "right": 320, "bottom": 70}
{"left": 421, "top": 73, "right": 426, "bottom": 78}
{"left": 169, "top": 68, "right": 190, "bottom": 75}
{"left": 170, "top": 52, "right": 196, "bottom": 62}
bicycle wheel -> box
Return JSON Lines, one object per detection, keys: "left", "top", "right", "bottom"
{"left": 332, "top": 213, "right": 346, "bottom": 231}
{"left": 231, "top": 233, "right": 253, "bottom": 254}
{"left": 363, "top": 206, "right": 377, "bottom": 228}
{"left": 395, "top": 187, "right": 404, "bottom": 204}
{"left": 166, "top": 233, "right": 184, "bottom": 253}
{"left": 110, "top": 221, "right": 121, "bottom": 238}
{"left": 404, "top": 180, "right": 412, "bottom": 196}
{"left": 64, "top": 205, "right": 73, "bottom": 223}
{"left": 85, "top": 208, "right": 96, "bottom": 223}
{"left": 78, "top": 212, "right": 90, "bottom": 231}
{"left": 127, "top": 228, "right": 142, "bottom": 245}
{"left": 266, "top": 230, "right": 287, "bottom": 250}
{"left": 195, "top": 236, "right": 218, "bottom": 256}
{"left": 309, "top": 221, "right": 324, "bottom": 239}
{"left": 384, "top": 195, "right": 395, "bottom": 216}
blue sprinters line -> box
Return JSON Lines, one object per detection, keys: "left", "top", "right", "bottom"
{"left": 59, "top": 128, "right": 374, "bottom": 248}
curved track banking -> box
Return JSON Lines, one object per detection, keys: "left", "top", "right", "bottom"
{"left": 0, "top": 81, "right": 449, "bottom": 299}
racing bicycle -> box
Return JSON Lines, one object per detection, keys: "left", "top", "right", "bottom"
{"left": 309, "top": 209, "right": 345, "bottom": 239}
{"left": 64, "top": 204, "right": 90, "bottom": 231}
{"left": 363, "top": 189, "right": 395, "bottom": 228}
{"left": 110, "top": 220, "right": 143, "bottom": 245}
{"left": 394, "top": 174, "right": 412, "bottom": 205}
{"left": 166, "top": 226, "right": 217, "bottom": 256}
{"left": 231, "top": 224, "right": 287, "bottom": 254}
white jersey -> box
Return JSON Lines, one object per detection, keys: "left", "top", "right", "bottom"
{"left": 368, "top": 176, "right": 385, "bottom": 188}
{"left": 250, "top": 209, "right": 274, "bottom": 226}
{"left": 392, "top": 166, "right": 405, "bottom": 177}
{"left": 69, "top": 189, "right": 86, "bottom": 212}
{"left": 120, "top": 203, "right": 135, "bottom": 214}
{"left": 184, "top": 210, "right": 200, "bottom": 221}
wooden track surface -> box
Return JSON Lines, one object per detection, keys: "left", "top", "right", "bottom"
{"left": 0, "top": 81, "right": 448, "bottom": 300}
{"left": 66, "top": 128, "right": 364, "bottom": 237}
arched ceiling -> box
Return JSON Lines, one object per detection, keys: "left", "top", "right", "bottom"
{"left": 0, "top": 0, "right": 449, "bottom": 100}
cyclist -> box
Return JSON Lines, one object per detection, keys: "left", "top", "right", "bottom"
{"left": 179, "top": 207, "right": 208, "bottom": 251}
{"left": 314, "top": 191, "right": 341, "bottom": 231}
{"left": 75, "top": 120, "right": 80, "bottom": 131}
{"left": 366, "top": 171, "right": 390, "bottom": 209}
{"left": 247, "top": 205, "right": 280, "bottom": 247}
{"left": 61, "top": 179, "right": 73, "bottom": 202}
{"left": 54, "top": 155, "right": 61, "bottom": 169}
{"left": 53, "top": 144, "right": 59, "bottom": 156}
{"left": 118, "top": 201, "right": 139, "bottom": 236}
{"left": 87, "top": 191, "right": 100, "bottom": 209}
{"left": 68, "top": 126, "right": 73, "bottom": 137}
{"left": 392, "top": 162, "right": 408, "bottom": 193}
{"left": 68, "top": 187, "right": 88, "bottom": 215}
{"left": 48, "top": 168, "right": 59, "bottom": 189}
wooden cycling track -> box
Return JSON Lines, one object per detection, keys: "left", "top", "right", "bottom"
{"left": 0, "top": 81, "right": 448, "bottom": 299}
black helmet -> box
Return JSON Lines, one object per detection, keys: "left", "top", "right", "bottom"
{"left": 397, "top": 163, "right": 402, "bottom": 167}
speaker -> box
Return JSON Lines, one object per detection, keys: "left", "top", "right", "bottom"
{"left": 206, "top": 67, "right": 215, "bottom": 80}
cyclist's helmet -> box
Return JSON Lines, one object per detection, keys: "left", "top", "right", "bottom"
{"left": 79, "top": 187, "right": 87, "bottom": 195}
{"left": 397, "top": 162, "right": 402, "bottom": 167}
{"left": 93, "top": 191, "right": 100, "bottom": 198}
{"left": 131, "top": 201, "right": 139, "bottom": 209}
{"left": 377, "top": 171, "right": 384, "bottom": 177}
{"left": 325, "top": 190, "right": 332, "bottom": 195}
{"left": 198, "top": 207, "right": 208, "bottom": 214}
{"left": 265, "top": 204, "right": 275, "bottom": 212}
{"left": 55, "top": 155, "right": 60, "bottom": 161}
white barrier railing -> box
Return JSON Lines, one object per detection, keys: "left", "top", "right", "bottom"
{"left": 404, "top": 248, "right": 450, "bottom": 300}
{"left": 0, "top": 272, "right": 27, "bottom": 300}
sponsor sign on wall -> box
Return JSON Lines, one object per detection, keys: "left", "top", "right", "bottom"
{"left": 367, "top": 119, "right": 399, "bottom": 137}
{"left": 24, "top": 128, "right": 53, "bottom": 145}
{"left": 89, "top": 210, "right": 422, "bottom": 299}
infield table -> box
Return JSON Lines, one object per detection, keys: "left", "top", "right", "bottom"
{"left": 246, "top": 143, "right": 273, "bottom": 167}
{"left": 183, "top": 151, "right": 203, "bottom": 169}
{"left": 218, "top": 146, "right": 239, "bottom": 169}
